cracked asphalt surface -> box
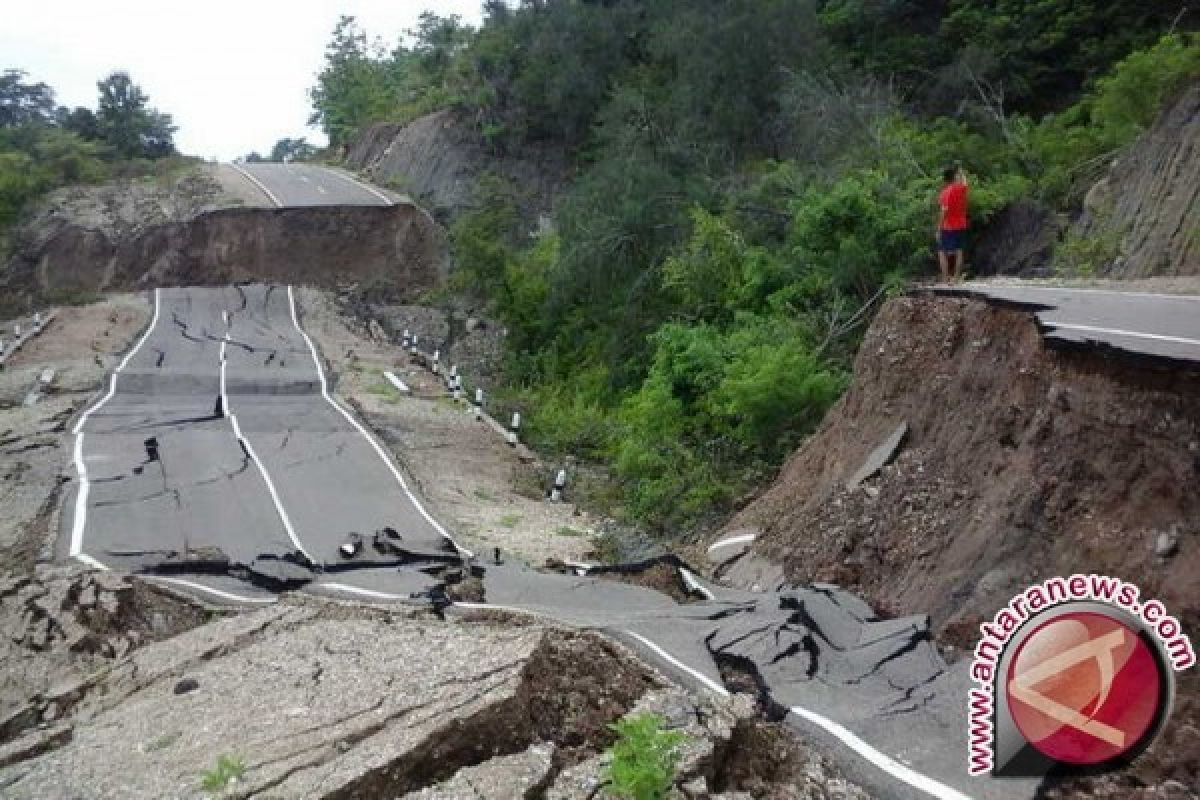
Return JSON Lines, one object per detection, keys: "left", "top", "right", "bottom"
{"left": 61, "top": 284, "right": 1037, "bottom": 800}
{"left": 65, "top": 285, "right": 461, "bottom": 593}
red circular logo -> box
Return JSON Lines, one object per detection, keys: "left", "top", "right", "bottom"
{"left": 1005, "top": 611, "right": 1164, "bottom": 765}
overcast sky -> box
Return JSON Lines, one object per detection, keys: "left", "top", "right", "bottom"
{"left": 2, "top": 1, "right": 485, "bottom": 161}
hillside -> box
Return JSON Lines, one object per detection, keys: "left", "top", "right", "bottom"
{"left": 317, "top": 3, "right": 1199, "bottom": 539}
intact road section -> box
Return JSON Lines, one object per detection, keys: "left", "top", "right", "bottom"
{"left": 65, "top": 285, "right": 463, "bottom": 602}
{"left": 930, "top": 283, "right": 1200, "bottom": 365}
{"left": 223, "top": 162, "right": 395, "bottom": 208}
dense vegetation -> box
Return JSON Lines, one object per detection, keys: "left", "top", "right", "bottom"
{"left": 309, "top": 2, "right": 1199, "bottom": 532}
{"left": 0, "top": 70, "right": 179, "bottom": 233}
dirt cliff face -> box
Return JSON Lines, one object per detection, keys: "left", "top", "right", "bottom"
{"left": 345, "top": 110, "right": 570, "bottom": 224}
{"left": 1079, "top": 83, "right": 1200, "bottom": 277}
{"left": 724, "top": 295, "right": 1200, "bottom": 641}
{"left": 3, "top": 204, "right": 447, "bottom": 309}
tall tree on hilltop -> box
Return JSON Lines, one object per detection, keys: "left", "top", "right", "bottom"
{"left": 268, "top": 137, "right": 317, "bottom": 162}
{"left": 0, "top": 70, "right": 56, "bottom": 128}
{"left": 95, "top": 72, "right": 176, "bottom": 159}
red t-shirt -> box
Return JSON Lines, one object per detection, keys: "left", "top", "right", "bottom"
{"left": 939, "top": 183, "right": 968, "bottom": 231}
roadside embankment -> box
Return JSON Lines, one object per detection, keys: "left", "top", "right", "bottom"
{"left": 716, "top": 292, "right": 1200, "bottom": 795}
{"left": 722, "top": 293, "right": 1199, "bottom": 641}
{"left": 4, "top": 204, "right": 446, "bottom": 310}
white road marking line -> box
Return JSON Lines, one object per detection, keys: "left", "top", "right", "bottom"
{"left": 75, "top": 553, "right": 109, "bottom": 571}
{"left": 220, "top": 318, "right": 317, "bottom": 564}
{"left": 70, "top": 288, "right": 161, "bottom": 562}
{"left": 625, "top": 630, "right": 973, "bottom": 800}
{"left": 229, "top": 163, "right": 282, "bottom": 208}
{"left": 317, "top": 582, "right": 409, "bottom": 601}
{"left": 787, "top": 706, "right": 974, "bottom": 800}
{"left": 707, "top": 532, "right": 757, "bottom": 552}
{"left": 145, "top": 576, "right": 276, "bottom": 605}
{"left": 323, "top": 168, "right": 394, "bottom": 206}
{"left": 678, "top": 567, "right": 715, "bottom": 600}
{"left": 286, "top": 286, "right": 473, "bottom": 559}
{"left": 1047, "top": 322, "right": 1200, "bottom": 348}
{"left": 623, "top": 631, "right": 729, "bottom": 696}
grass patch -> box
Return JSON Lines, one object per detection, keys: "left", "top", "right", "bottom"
{"left": 366, "top": 381, "right": 401, "bottom": 403}
{"left": 556, "top": 526, "right": 585, "bottom": 537}
{"left": 498, "top": 513, "right": 522, "bottom": 528}
{"left": 473, "top": 487, "right": 495, "bottom": 502}
{"left": 200, "top": 754, "right": 246, "bottom": 792}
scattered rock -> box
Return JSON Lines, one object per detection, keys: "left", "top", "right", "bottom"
{"left": 172, "top": 678, "right": 199, "bottom": 696}
{"left": 1155, "top": 526, "right": 1180, "bottom": 558}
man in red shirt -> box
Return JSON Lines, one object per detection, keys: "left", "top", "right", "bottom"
{"left": 936, "top": 165, "right": 969, "bottom": 283}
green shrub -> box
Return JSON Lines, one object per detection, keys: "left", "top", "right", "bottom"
{"left": 200, "top": 754, "right": 246, "bottom": 792}
{"left": 603, "top": 713, "right": 688, "bottom": 800}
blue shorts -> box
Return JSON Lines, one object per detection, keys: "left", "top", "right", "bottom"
{"left": 939, "top": 229, "right": 966, "bottom": 252}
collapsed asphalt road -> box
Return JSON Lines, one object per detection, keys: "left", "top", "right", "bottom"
{"left": 62, "top": 285, "right": 1034, "bottom": 800}
{"left": 65, "top": 285, "right": 467, "bottom": 602}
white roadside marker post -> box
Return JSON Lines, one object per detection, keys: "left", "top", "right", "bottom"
{"left": 410, "top": 334, "right": 419, "bottom": 357}
{"left": 550, "top": 468, "right": 567, "bottom": 503}
{"left": 473, "top": 387, "right": 484, "bottom": 419}
{"left": 452, "top": 375, "right": 463, "bottom": 401}
{"left": 401, "top": 329, "right": 411, "bottom": 349}
{"left": 432, "top": 349, "right": 440, "bottom": 375}
{"left": 33, "top": 312, "right": 41, "bottom": 327}
{"left": 13, "top": 323, "right": 20, "bottom": 336}
{"left": 507, "top": 411, "right": 521, "bottom": 446}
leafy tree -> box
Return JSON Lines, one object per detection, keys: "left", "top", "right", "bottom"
{"left": 95, "top": 72, "right": 175, "bottom": 158}
{"left": 941, "top": 0, "right": 1188, "bottom": 113}
{"left": 268, "top": 137, "right": 317, "bottom": 162}
{"left": 309, "top": 16, "right": 405, "bottom": 147}
{"left": 0, "top": 70, "right": 56, "bottom": 128}
{"left": 57, "top": 106, "right": 101, "bottom": 141}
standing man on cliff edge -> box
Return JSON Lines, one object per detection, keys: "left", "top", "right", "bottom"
{"left": 936, "top": 165, "right": 969, "bottom": 283}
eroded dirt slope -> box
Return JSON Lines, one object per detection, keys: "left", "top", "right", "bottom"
{"left": 725, "top": 295, "right": 1199, "bottom": 638}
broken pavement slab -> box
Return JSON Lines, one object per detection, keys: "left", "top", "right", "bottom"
{"left": 846, "top": 421, "right": 908, "bottom": 490}
{"left": 0, "top": 598, "right": 663, "bottom": 800}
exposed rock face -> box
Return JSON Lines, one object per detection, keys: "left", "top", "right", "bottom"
{"left": 971, "top": 200, "right": 1064, "bottom": 277}
{"left": 5, "top": 204, "right": 447, "bottom": 306}
{"left": 1079, "top": 82, "right": 1200, "bottom": 276}
{"left": 345, "top": 110, "right": 570, "bottom": 225}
